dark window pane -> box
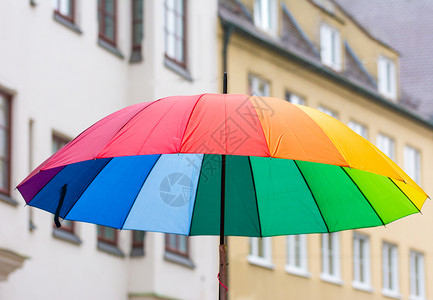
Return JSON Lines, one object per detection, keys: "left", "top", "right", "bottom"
{"left": 105, "top": 0, "right": 114, "bottom": 13}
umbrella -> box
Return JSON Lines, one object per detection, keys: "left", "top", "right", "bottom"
{"left": 17, "top": 78, "right": 428, "bottom": 300}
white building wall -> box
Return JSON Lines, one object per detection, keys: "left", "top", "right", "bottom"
{"left": 0, "top": 1, "right": 219, "bottom": 299}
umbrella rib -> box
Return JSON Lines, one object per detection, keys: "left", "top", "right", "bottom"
{"left": 63, "top": 158, "right": 113, "bottom": 221}
{"left": 340, "top": 167, "right": 386, "bottom": 226}
{"left": 388, "top": 178, "right": 421, "bottom": 213}
{"left": 188, "top": 154, "right": 206, "bottom": 236}
{"left": 120, "top": 154, "right": 163, "bottom": 230}
{"left": 248, "top": 156, "right": 262, "bottom": 238}
{"left": 293, "top": 160, "right": 330, "bottom": 233}
{"left": 179, "top": 94, "right": 206, "bottom": 151}
{"left": 95, "top": 97, "right": 166, "bottom": 159}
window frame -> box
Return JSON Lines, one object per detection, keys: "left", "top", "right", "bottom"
{"left": 0, "top": 90, "right": 12, "bottom": 196}
{"left": 254, "top": 0, "right": 278, "bottom": 35}
{"left": 378, "top": 55, "right": 397, "bottom": 100}
{"left": 404, "top": 145, "right": 421, "bottom": 185}
{"left": 97, "top": 225, "right": 118, "bottom": 246}
{"left": 409, "top": 250, "right": 425, "bottom": 300}
{"left": 352, "top": 232, "right": 372, "bottom": 291}
{"left": 320, "top": 23, "right": 342, "bottom": 71}
{"left": 248, "top": 237, "right": 274, "bottom": 269}
{"left": 98, "top": 0, "right": 117, "bottom": 46}
{"left": 318, "top": 105, "right": 338, "bottom": 119}
{"left": 382, "top": 242, "right": 400, "bottom": 298}
{"left": 248, "top": 74, "right": 270, "bottom": 97}
{"left": 285, "top": 91, "right": 306, "bottom": 105}
{"left": 377, "top": 133, "right": 395, "bottom": 161}
{"left": 131, "top": 0, "right": 144, "bottom": 53}
{"left": 164, "top": 0, "right": 187, "bottom": 69}
{"left": 165, "top": 233, "right": 189, "bottom": 257}
{"left": 321, "top": 233, "right": 342, "bottom": 284}
{"left": 54, "top": 0, "right": 75, "bottom": 24}
{"left": 286, "top": 234, "right": 309, "bottom": 277}
{"left": 348, "top": 120, "right": 368, "bottom": 139}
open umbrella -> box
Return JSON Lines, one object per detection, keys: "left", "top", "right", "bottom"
{"left": 17, "top": 78, "right": 428, "bottom": 299}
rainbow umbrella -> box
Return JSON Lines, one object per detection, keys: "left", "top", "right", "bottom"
{"left": 17, "top": 92, "right": 428, "bottom": 299}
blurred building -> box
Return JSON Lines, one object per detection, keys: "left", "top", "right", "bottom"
{"left": 0, "top": 1, "right": 218, "bottom": 299}
{"left": 218, "top": 0, "right": 433, "bottom": 299}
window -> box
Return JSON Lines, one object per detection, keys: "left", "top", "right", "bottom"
{"left": 404, "top": 146, "right": 421, "bottom": 185}
{"left": 348, "top": 121, "right": 367, "bottom": 138}
{"left": 320, "top": 23, "right": 341, "bottom": 71}
{"left": 382, "top": 242, "right": 399, "bottom": 297}
{"left": 52, "top": 134, "right": 75, "bottom": 233}
{"left": 0, "top": 91, "right": 11, "bottom": 196}
{"left": 318, "top": 106, "right": 338, "bottom": 119}
{"left": 321, "top": 233, "right": 341, "bottom": 283}
{"left": 410, "top": 251, "right": 425, "bottom": 300}
{"left": 131, "top": 0, "right": 143, "bottom": 61}
{"left": 164, "top": 0, "right": 186, "bottom": 68}
{"left": 286, "top": 235, "right": 308, "bottom": 276}
{"left": 377, "top": 133, "right": 395, "bottom": 161}
{"left": 353, "top": 233, "right": 371, "bottom": 290}
{"left": 378, "top": 56, "right": 397, "bottom": 100}
{"left": 97, "top": 225, "right": 118, "bottom": 246}
{"left": 248, "top": 237, "right": 273, "bottom": 268}
{"left": 54, "top": 0, "right": 74, "bottom": 23}
{"left": 285, "top": 91, "right": 305, "bottom": 105}
{"left": 98, "top": 0, "right": 117, "bottom": 45}
{"left": 131, "top": 230, "right": 145, "bottom": 256}
{"left": 248, "top": 74, "right": 270, "bottom": 96}
{"left": 254, "top": 0, "right": 278, "bottom": 35}
{"left": 165, "top": 233, "right": 188, "bottom": 257}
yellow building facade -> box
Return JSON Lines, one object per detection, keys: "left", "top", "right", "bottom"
{"left": 218, "top": 0, "right": 433, "bottom": 299}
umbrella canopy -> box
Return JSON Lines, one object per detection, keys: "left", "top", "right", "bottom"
{"left": 17, "top": 93, "right": 428, "bottom": 237}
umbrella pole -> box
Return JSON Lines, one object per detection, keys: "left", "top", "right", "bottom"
{"left": 219, "top": 73, "right": 228, "bottom": 300}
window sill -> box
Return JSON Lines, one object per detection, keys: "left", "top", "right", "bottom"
{"left": 352, "top": 281, "right": 373, "bottom": 293}
{"left": 284, "top": 265, "right": 310, "bottom": 278}
{"left": 129, "top": 49, "right": 143, "bottom": 63}
{"left": 97, "top": 241, "right": 125, "bottom": 258}
{"left": 52, "top": 228, "right": 82, "bottom": 245}
{"left": 98, "top": 39, "right": 124, "bottom": 59}
{"left": 164, "top": 57, "right": 192, "bottom": 82}
{"left": 130, "top": 247, "right": 145, "bottom": 257}
{"left": 164, "top": 251, "right": 195, "bottom": 269}
{"left": 409, "top": 295, "right": 425, "bottom": 300}
{"left": 382, "top": 289, "right": 401, "bottom": 299}
{"left": 0, "top": 193, "right": 18, "bottom": 206}
{"left": 320, "top": 273, "right": 344, "bottom": 286}
{"left": 53, "top": 13, "right": 82, "bottom": 34}
{"left": 247, "top": 255, "right": 275, "bottom": 270}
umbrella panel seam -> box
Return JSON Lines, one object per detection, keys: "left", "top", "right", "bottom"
{"left": 293, "top": 160, "right": 330, "bottom": 233}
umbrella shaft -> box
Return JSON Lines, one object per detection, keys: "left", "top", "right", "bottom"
{"left": 220, "top": 154, "right": 226, "bottom": 245}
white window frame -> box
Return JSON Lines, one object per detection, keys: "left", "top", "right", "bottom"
{"left": 348, "top": 121, "right": 368, "bottom": 139}
{"left": 254, "top": 0, "right": 278, "bottom": 35}
{"left": 352, "top": 233, "right": 372, "bottom": 291}
{"left": 248, "top": 237, "right": 274, "bottom": 269}
{"left": 286, "top": 91, "right": 306, "bottom": 105}
{"left": 404, "top": 145, "right": 421, "bottom": 185}
{"left": 378, "top": 55, "right": 397, "bottom": 100}
{"left": 382, "top": 242, "right": 400, "bottom": 298}
{"left": 318, "top": 106, "right": 338, "bottom": 119}
{"left": 320, "top": 23, "right": 342, "bottom": 71}
{"left": 321, "top": 233, "right": 342, "bottom": 284}
{"left": 248, "top": 74, "right": 270, "bottom": 97}
{"left": 410, "top": 250, "right": 425, "bottom": 300}
{"left": 377, "top": 133, "right": 395, "bottom": 161}
{"left": 286, "top": 235, "right": 309, "bottom": 277}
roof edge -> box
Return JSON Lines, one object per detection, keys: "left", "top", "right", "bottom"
{"left": 218, "top": 11, "right": 433, "bottom": 129}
